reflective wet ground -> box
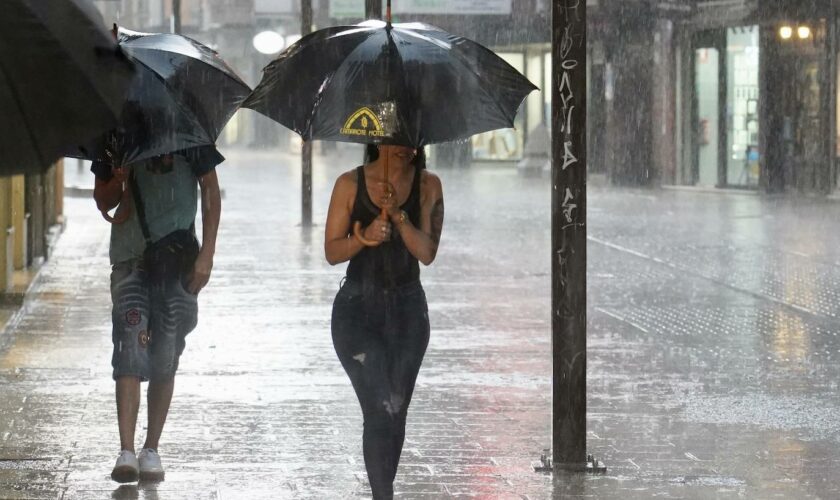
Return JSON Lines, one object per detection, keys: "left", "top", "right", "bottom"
{"left": 1, "top": 148, "right": 839, "bottom": 498}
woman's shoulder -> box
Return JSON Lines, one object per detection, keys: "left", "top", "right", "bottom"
{"left": 335, "top": 167, "right": 362, "bottom": 186}
{"left": 332, "top": 168, "right": 362, "bottom": 202}
{"left": 419, "top": 170, "right": 442, "bottom": 204}
{"left": 420, "top": 169, "right": 442, "bottom": 191}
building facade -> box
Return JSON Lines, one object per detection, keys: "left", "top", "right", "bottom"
{"left": 591, "top": 0, "right": 840, "bottom": 194}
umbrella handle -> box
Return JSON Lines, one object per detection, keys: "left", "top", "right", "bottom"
{"left": 101, "top": 186, "right": 132, "bottom": 224}
{"left": 353, "top": 154, "right": 393, "bottom": 246}
{"left": 353, "top": 220, "right": 384, "bottom": 247}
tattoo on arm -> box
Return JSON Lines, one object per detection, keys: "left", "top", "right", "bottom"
{"left": 431, "top": 198, "right": 444, "bottom": 245}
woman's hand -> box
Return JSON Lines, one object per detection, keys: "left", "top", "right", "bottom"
{"left": 374, "top": 181, "right": 401, "bottom": 219}
{"left": 363, "top": 217, "right": 392, "bottom": 243}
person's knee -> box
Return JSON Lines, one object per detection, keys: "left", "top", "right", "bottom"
{"left": 148, "top": 374, "right": 175, "bottom": 385}
{"left": 148, "top": 362, "right": 178, "bottom": 383}
{"left": 115, "top": 375, "right": 142, "bottom": 388}
{"left": 363, "top": 411, "right": 391, "bottom": 432}
{"left": 363, "top": 410, "right": 406, "bottom": 437}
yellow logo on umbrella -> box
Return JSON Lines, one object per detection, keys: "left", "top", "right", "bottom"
{"left": 341, "top": 107, "right": 388, "bottom": 138}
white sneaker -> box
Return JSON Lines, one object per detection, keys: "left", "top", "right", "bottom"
{"left": 138, "top": 448, "right": 165, "bottom": 481}
{"left": 111, "top": 450, "right": 139, "bottom": 483}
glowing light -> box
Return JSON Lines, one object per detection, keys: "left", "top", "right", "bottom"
{"left": 779, "top": 26, "right": 793, "bottom": 40}
{"left": 797, "top": 26, "right": 811, "bottom": 39}
{"left": 253, "top": 31, "right": 285, "bottom": 55}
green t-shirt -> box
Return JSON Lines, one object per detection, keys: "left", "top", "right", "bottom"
{"left": 93, "top": 155, "right": 201, "bottom": 265}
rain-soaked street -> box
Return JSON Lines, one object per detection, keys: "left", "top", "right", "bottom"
{"left": 1, "top": 147, "right": 840, "bottom": 499}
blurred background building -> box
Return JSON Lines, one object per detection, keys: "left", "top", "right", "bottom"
{"left": 590, "top": 0, "right": 838, "bottom": 194}
{"left": 86, "top": 0, "right": 840, "bottom": 193}
{"left": 2, "top": 0, "right": 839, "bottom": 308}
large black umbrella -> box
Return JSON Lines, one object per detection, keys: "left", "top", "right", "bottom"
{"left": 0, "top": 0, "right": 134, "bottom": 176}
{"left": 244, "top": 19, "right": 537, "bottom": 148}
{"left": 68, "top": 28, "right": 251, "bottom": 167}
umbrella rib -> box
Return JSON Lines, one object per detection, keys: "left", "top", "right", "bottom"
{"left": 392, "top": 29, "right": 518, "bottom": 140}
{"left": 447, "top": 48, "right": 518, "bottom": 125}
{"left": 391, "top": 32, "right": 418, "bottom": 145}
{"left": 302, "top": 35, "right": 376, "bottom": 138}
{"left": 126, "top": 44, "right": 249, "bottom": 89}
{"left": 129, "top": 56, "right": 216, "bottom": 142}
{"left": 407, "top": 29, "right": 527, "bottom": 127}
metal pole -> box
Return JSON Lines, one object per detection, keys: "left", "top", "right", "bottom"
{"left": 301, "top": 0, "right": 313, "bottom": 227}
{"left": 172, "top": 0, "right": 181, "bottom": 34}
{"left": 550, "top": 0, "right": 596, "bottom": 472}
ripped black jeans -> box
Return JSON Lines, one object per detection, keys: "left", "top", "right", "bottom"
{"left": 331, "top": 279, "right": 430, "bottom": 500}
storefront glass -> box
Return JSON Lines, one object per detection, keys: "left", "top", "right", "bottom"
{"left": 695, "top": 47, "right": 720, "bottom": 186}
{"left": 726, "top": 26, "right": 760, "bottom": 187}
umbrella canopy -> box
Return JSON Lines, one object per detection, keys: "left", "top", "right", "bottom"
{"left": 69, "top": 28, "right": 251, "bottom": 167}
{"left": 0, "top": 0, "right": 134, "bottom": 176}
{"left": 244, "top": 20, "right": 537, "bottom": 148}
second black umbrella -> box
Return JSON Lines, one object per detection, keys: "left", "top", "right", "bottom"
{"left": 69, "top": 27, "right": 251, "bottom": 167}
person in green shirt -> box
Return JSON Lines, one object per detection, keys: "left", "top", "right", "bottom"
{"left": 92, "top": 147, "right": 222, "bottom": 483}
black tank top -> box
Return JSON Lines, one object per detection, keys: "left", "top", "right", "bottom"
{"left": 346, "top": 165, "right": 422, "bottom": 289}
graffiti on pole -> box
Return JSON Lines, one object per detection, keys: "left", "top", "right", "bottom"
{"left": 551, "top": 0, "right": 587, "bottom": 468}
{"left": 557, "top": 0, "right": 584, "bottom": 225}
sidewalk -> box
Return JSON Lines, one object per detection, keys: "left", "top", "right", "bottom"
{"left": 1, "top": 148, "right": 839, "bottom": 498}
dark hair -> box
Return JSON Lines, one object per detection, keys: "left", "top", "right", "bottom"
{"left": 365, "top": 144, "right": 426, "bottom": 170}
{"left": 365, "top": 143, "right": 379, "bottom": 163}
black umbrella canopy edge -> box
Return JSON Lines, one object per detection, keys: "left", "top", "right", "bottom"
{"left": 59, "top": 28, "right": 252, "bottom": 167}
{"left": 244, "top": 19, "right": 537, "bottom": 148}
{"left": 121, "top": 45, "right": 251, "bottom": 143}
{"left": 119, "top": 28, "right": 250, "bottom": 90}
{"left": 387, "top": 25, "right": 537, "bottom": 145}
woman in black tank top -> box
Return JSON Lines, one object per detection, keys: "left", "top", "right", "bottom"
{"left": 325, "top": 144, "right": 444, "bottom": 499}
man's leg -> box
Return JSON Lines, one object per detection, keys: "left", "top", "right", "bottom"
{"left": 138, "top": 276, "right": 197, "bottom": 481}
{"left": 109, "top": 261, "right": 150, "bottom": 482}
{"left": 112, "top": 375, "right": 141, "bottom": 483}
{"left": 143, "top": 377, "right": 174, "bottom": 450}
{"left": 116, "top": 376, "right": 141, "bottom": 452}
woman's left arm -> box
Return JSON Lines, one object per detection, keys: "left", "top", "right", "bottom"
{"left": 390, "top": 171, "right": 444, "bottom": 265}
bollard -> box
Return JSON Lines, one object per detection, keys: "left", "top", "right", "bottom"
{"left": 2, "top": 227, "right": 13, "bottom": 293}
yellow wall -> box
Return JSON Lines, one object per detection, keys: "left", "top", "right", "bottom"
{"left": 0, "top": 177, "right": 12, "bottom": 291}
{"left": 11, "top": 175, "right": 26, "bottom": 270}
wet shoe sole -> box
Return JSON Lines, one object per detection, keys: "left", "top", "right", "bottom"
{"left": 111, "top": 465, "right": 139, "bottom": 483}
{"left": 139, "top": 470, "right": 165, "bottom": 482}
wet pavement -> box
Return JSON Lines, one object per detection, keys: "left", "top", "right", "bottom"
{"left": 2, "top": 147, "right": 840, "bottom": 499}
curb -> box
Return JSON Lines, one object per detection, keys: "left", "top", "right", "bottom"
{"left": 0, "top": 219, "right": 66, "bottom": 338}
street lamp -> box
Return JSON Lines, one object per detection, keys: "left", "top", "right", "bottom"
{"left": 779, "top": 26, "right": 793, "bottom": 40}
{"left": 253, "top": 30, "right": 285, "bottom": 55}
{"left": 797, "top": 26, "right": 811, "bottom": 39}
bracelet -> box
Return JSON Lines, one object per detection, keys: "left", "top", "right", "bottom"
{"left": 397, "top": 210, "right": 408, "bottom": 226}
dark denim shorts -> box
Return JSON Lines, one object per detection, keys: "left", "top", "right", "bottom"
{"left": 109, "top": 258, "right": 198, "bottom": 382}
